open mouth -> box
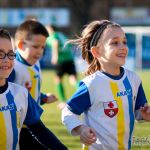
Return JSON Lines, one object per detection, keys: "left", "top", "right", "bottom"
{"left": 34, "top": 56, "right": 41, "bottom": 60}
{"left": 117, "top": 54, "right": 126, "bottom": 58}
{"left": 0, "top": 66, "right": 11, "bottom": 70}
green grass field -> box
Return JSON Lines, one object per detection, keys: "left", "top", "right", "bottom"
{"left": 41, "top": 70, "right": 150, "bottom": 150}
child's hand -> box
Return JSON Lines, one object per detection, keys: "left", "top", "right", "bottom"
{"left": 57, "top": 102, "right": 66, "bottom": 110}
{"left": 80, "top": 126, "right": 97, "bottom": 145}
{"left": 140, "top": 105, "right": 150, "bottom": 121}
{"left": 77, "top": 125, "right": 97, "bottom": 146}
{"left": 45, "top": 93, "right": 58, "bottom": 104}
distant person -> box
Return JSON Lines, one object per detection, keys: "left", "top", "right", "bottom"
{"left": 62, "top": 20, "right": 150, "bottom": 150}
{"left": 0, "top": 28, "right": 68, "bottom": 150}
{"left": 46, "top": 25, "right": 78, "bottom": 109}
{"left": 8, "top": 20, "right": 68, "bottom": 150}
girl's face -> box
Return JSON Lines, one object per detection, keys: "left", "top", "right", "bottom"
{"left": 96, "top": 27, "right": 128, "bottom": 74}
{"left": 0, "top": 38, "right": 14, "bottom": 85}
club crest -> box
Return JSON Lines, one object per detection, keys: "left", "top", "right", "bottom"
{"left": 103, "top": 101, "right": 118, "bottom": 118}
{"left": 22, "top": 81, "right": 32, "bottom": 91}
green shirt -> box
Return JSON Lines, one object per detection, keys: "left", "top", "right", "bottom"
{"left": 46, "top": 32, "right": 73, "bottom": 64}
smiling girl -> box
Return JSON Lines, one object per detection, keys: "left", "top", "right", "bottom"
{"left": 62, "top": 20, "right": 150, "bottom": 150}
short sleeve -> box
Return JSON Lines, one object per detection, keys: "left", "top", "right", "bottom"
{"left": 40, "top": 93, "right": 48, "bottom": 105}
{"left": 67, "top": 82, "right": 91, "bottom": 115}
{"left": 24, "top": 93, "right": 43, "bottom": 125}
{"left": 135, "top": 83, "right": 147, "bottom": 110}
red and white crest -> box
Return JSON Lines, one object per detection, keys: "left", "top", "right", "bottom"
{"left": 22, "top": 81, "right": 32, "bottom": 91}
{"left": 103, "top": 101, "right": 118, "bottom": 118}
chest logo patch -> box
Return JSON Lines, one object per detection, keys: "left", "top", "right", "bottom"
{"left": 22, "top": 81, "right": 32, "bottom": 91}
{"left": 103, "top": 101, "right": 118, "bottom": 118}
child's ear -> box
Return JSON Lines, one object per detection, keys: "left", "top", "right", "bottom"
{"left": 17, "top": 41, "right": 23, "bottom": 50}
{"left": 91, "top": 46, "right": 100, "bottom": 58}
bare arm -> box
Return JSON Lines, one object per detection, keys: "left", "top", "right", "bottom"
{"left": 140, "top": 104, "right": 150, "bottom": 121}
{"left": 51, "top": 39, "right": 59, "bottom": 65}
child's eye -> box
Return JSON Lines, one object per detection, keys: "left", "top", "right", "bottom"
{"left": 123, "top": 41, "right": 127, "bottom": 45}
{"left": 111, "top": 41, "right": 119, "bottom": 45}
{"left": 33, "top": 46, "right": 39, "bottom": 49}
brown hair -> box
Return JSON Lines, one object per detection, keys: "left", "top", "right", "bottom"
{"left": 15, "top": 20, "right": 49, "bottom": 41}
{"left": 0, "top": 28, "right": 12, "bottom": 41}
{"left": 69, "top": 20, "right": 120, "bottom": 76}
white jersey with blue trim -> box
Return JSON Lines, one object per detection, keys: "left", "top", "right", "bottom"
{"left": 62, "top": 69, "right": 147, "bottom": 150}
{"left": 14, "top": 59, "right": 42, "bottom": 104}
{"left": 0, "top": 82, "right": 43, "bottom": 150}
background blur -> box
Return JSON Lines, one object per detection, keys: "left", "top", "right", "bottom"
{"left": 1, "top": 0, "right": 150, "bottom": 71}
{"left": 1, "top": 1, "right": 150, "bottom": 150}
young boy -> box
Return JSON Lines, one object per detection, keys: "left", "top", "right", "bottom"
{"left": 8, "top": 20, "right": 62, "bottom": 149}
{"left": 0, "top": 28, "right": 68, "bottom": 150}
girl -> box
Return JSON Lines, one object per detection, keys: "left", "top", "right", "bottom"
{"left": 62, "top": 20, "right": 150, "bottom": 150}
{"left": 0, "top": 28, "right": 68, "bottom": 150}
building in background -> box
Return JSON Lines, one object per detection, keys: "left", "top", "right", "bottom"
{"left": 1, "top": 0, "right": 150, "bottom": 71}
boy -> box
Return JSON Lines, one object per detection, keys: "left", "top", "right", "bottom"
{"left": 8, "top": 20, "right": 61, "bottom": 149}
{"left": 0, "top": 28, "right": 68, "bottom": 150}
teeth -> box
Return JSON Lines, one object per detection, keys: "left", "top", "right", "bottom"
{"left": 118, "top": 54, "right": 126, "bottom": 57}
{"left": 0, "top": 66, "right": 9, "bottom": 69}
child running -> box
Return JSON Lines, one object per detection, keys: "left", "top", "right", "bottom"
{"left": 62, "top": 20, "right": 150, "bottom": 150}
{"left": 8, "top": 20, "right": 57, "bottom": 105}
{"left": 0, "top": 28, "right": 68, "bottom": 150}
{"left": 7, "top": 20, "right": 65, "bottom": 149}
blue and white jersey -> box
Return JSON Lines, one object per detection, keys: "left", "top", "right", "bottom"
{"left": 0, "top": 82, "right": 43, "bottom": 150}
{"left": 12, "top": 57, "right": 42, "bottom": 104}
{"left": 62, "top": 68, "right": 147, "bottom": 150}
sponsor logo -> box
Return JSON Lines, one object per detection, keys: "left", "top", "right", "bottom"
{"left": 22, "top": 81, "right": 32, "bottom": 91}
{"left": 34, "top": 74, "right": 39, "bottom": 78}
{"left": 0, "top": 103, "right": 14, "bottom": 111}
{"left": 117, "top": 89, "right": 132, "bottom": 97}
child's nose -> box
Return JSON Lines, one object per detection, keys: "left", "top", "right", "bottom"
{"left": 3, "top": 55, "right": 10, "bottom": 61}
{"left": 37, "top": 48, "right": 44, "bottom": 53}
{"left": 119, "top": 43, "right": 127, "bottom": 50}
